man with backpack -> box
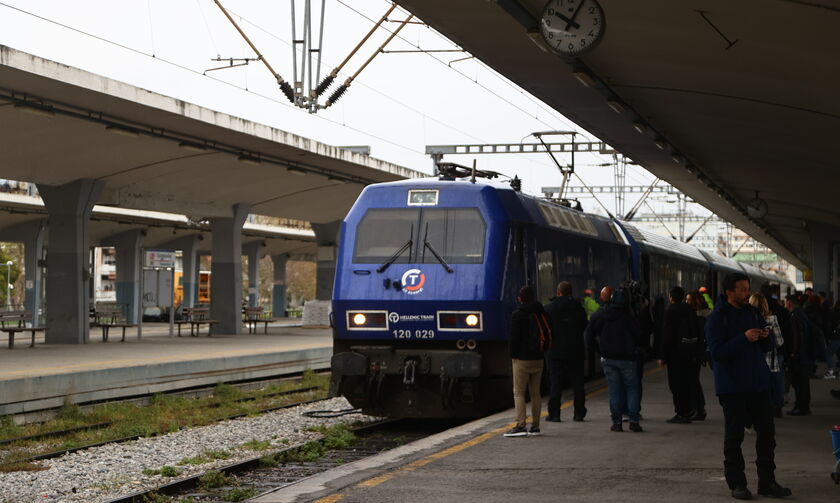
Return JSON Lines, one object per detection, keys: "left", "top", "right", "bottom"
{"left": 584, "top": 286, "right": 643, "bottom": 433}
{"left": 785, "top": 294, "right": 812, "bottom": 416}
{"left": 504, "top": 285, "right": 552, "bottom": 437}
{"left": 544, "top": 281, "right": 588, "bottom": 422}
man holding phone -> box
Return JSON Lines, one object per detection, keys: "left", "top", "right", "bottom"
{"left": 706, "top": 273, "right": 791, "bottom": 500}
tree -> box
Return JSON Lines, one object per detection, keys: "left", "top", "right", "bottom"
{"left": 0, "top": 242, "right": 23, "bottom": 308}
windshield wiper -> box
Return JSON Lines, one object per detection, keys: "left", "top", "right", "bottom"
{"left": 422, "top": 223, "right": 454, "bottom": 273}
{"left": 376, "top": 224, "right": 413, "bottom": 273}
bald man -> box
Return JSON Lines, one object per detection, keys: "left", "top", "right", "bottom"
{"left": 600, "top": 286, "right": 613, "bottom": 304}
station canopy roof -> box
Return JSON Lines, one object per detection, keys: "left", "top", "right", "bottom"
{"left": 0, "top": 45, "right": 423, "bottom": 226}
{"left": 393, "top": 0, "right": 840, "bottom": 270}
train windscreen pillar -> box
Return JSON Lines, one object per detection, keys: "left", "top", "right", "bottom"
{"left": 208, "top": 203, "right": 251, "bottom": 335}
{"left": 38, "top": 179, "right": 104, "bottom": 344}
{"left": 271, "top": 254, "right": 288, "bottom": 317}
{"left": 243, "top": 240, "right": 266, "bottom": 307}
{"left": 311, "top": 220, "right": 341, "bottom": 301}
{"left": 102, "top": 228, "right": 145, "bottom": 324}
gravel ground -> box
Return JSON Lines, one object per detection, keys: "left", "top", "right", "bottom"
{"left": 0, "top": 397, "right": 379, "bottom": 503}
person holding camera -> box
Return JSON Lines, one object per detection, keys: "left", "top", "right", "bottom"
{"left": 706, "top": 273, "right": 791, "bottom": 500}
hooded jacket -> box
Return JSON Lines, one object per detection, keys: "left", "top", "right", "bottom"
{"left": 584, "top": 303, "right": 641, "bottom": 361}
{"left": 510, "top": 301, "right": 550, "bottom": 361}
{"left": 705, "top": 294, "right": 770, "bottom": 395}
{"left": 544, "top": 296, "right": 588, "bottom": 360}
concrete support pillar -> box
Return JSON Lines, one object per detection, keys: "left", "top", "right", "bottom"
{"left": 0, "top": 219, "right": 47, "bottom": 325}
{"left": 311, "top": 221, "right": 341, "bottom": 301}
{"left": 271, "top": 254, "right": 288, "bottom": 317}
{"left": 809, "top": 222, "right": 838, "bottom": 298}
{"left": 209, "top": 204, "right": 250, "bottom": 334}
{"left": 243, "top": 241, "right": 266, "bottom": 307}
{"left": 102, "top": 229, "right": 145, "bottom": 323}
{"left": 161, "top": 234, "right": 203, "bottom": 308}
{"left": 38, "top": 179, "right": 104, "bottom": 344}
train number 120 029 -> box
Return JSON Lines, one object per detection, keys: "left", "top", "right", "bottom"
{"left": 392, "top": 329, "right": 435, "bottom": 339}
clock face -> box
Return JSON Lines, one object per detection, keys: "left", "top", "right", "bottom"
{"left": 540, "top": 0, "right": 605, "bottom": 56}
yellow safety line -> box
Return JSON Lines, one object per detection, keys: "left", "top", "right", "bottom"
{"left": 315, "top": 368, "right": 666, "bottom": 501}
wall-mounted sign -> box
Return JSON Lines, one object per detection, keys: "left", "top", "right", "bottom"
{"left": 145, "top": 250, "right": 176, "bottom": 268}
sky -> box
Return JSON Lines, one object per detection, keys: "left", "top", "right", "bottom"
{"left": 0, "top": 0, "right": 722, "bottom": 239}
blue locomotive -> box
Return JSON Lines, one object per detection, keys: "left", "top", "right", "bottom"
{"left": 329, "top": 172, "right": 792, "bottom": 418}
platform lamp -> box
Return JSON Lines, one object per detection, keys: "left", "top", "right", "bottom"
{"left": 5, "top": 260, "right": 12, "bottom": 308}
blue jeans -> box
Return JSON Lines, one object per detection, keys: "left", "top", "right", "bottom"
{"left": 825, "top": 339, "right": 840, "bottom": 371}
{"left": 602, "top": 358, "right": 641, "bottom": 424}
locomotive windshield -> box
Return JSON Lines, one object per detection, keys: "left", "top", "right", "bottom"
{"left": 353, "top": 208, "right": 485, "bottom": 264}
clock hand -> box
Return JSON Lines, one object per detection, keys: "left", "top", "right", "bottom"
{"left": 553, "top": 12, "right": 580, "bottom": 29}
{"left": 565, "top": 0, "right": 587, "bottom": 31}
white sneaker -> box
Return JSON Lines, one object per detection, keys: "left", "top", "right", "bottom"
{"left": 823, "top": 370, "right": 837, "bottom": 380}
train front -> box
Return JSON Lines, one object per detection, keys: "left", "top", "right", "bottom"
{"left": 330, "top": 179, "right": 513, "bottom": 418}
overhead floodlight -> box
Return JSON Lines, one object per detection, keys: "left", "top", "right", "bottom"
{"left": 14, "top": 102, "right": 55, "bottom": 118}
{"left": 631, "top": 121, "right": 646, "bottom": 134}
{"left": 654, "top": 139, "right": 668, "bottom": 150}
{"left": 571, "top": 70, "right": 596, "bottom": 87}
{"left": 287, "top": 166, "right": 307, "bottom": 176}
{"left": 606, "top": 99, "right": 625, "bottom": 114}
{"left": 179, "top": 141, "right": 208, "bottom": 152}
{"left": 105, "top": 124, "right": 141, "bottom": 137}
{"left": 237, "top": 154, "right": 261, "bottom": 166}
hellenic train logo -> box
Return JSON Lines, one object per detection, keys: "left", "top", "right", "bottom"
{"left": 401, "top": 268, "right": 426, "bottom": 295}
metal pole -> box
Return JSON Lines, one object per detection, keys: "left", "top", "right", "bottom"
{"left": 137, "top": 250, "right": 144, "bottom": 340}
{"left": 5, "top": 261, "right": 11, "bottom": 308}
{"left": 169, "top": 267, "right": 175, "bottom": 337}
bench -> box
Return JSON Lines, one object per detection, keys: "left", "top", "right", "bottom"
{"left": 242, "top": 306, "right": 279, "bottom": 334}
{"left": 0, "top": 310, "right": 45, "bottom": 348}
{"left": 91, "top": 303, "right": 137, "bottom": 342}
{"left": 175, "top": 307, "right": 219, "bottom": 336}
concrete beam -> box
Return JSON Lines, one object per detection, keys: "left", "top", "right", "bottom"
{"left": 38, "top": 179, "right": 104, "bottom": 344}
{"left": 209, "top": 204, "right": 251, "bottom": 334}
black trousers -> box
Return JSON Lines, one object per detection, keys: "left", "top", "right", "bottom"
{"left": 692, "top": 365, "right": 706, "bottom": 413}
{"left": 718, "top": 392, "right": 777, "bottom": 489}
{"left": 666, "top": 356, "right": 699, "bottom": 417}
{"left": 787, "top": 359, "right": 811, "bottom": 412}
{"left": 547, "top": 358, "right": 586, "bottom": 419}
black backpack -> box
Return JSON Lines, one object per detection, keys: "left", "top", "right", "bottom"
{"left": 527, "top": 311, "right": 553, "bottom": 353}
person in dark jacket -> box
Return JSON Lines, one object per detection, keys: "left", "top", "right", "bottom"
{"left": 706, "top": 272, "right": 791, "bottom": 500}
{"left": 658, "top": 286, "right": 701, "bottom": 424}
{"left": 503, "top": 285, "right": 551, "bottom": 438}
{"left": 585, "top": 287, "right": 643, "bottom": 433}
{"left": 544, "top": 281, "right": 588, "bottom": 422}
{"left": 785, "top": 295, "right": 812, "bottom": 415}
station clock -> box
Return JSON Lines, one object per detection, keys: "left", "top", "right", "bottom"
{"left": 539, "top": 0, "right": 605, "bottom": 57}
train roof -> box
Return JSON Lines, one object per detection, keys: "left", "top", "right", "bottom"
{"left": 698, "top": 250, "right": 743, "bottom": 273}
{"left": 618, "top": 222, "right": 707, "bottom": 264}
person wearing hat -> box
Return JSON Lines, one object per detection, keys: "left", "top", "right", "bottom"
{"left": 582, "top": 288, "right": 601, "bottom": 320}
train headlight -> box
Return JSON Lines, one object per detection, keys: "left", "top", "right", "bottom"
{"left": 437, "top": 311, "right": 482, "bottom": 331}
{"left": 346, "top": 310, "right": 389, "bottom": 330}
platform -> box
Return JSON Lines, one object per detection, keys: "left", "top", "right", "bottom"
{"left": 256, "top": 366, "right": 840, "bottom": 503}
{"left": 0, "top": 322, "right": 331, "bottom": 419}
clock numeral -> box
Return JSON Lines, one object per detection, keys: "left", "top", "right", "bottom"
{"left": 593, "top": 18, "right": 599, "bottom": 25}
{"left": 589, "top": 30, "right": 594, "bottom": 36}
{"left": 548, "top": 8, "right": 554, "bottom": 15}
{"left": 548, "top": 32, "right": 554, "bottom": 39}
{"left": 588, "top": 6, "right": 595, "bottom": 14}
{"left": 580, "top": 39, "right": 587, "bottom": 47}
{"left": 568, "top": 43, "right": 574, "bottom": 51}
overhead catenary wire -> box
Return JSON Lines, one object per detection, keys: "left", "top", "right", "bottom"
{"left": 213, "top": 0, "right": 295, "bottom": 102}
{"left": 315, "top": 2, "right": 397, "bottom": 97}
{"left": 325, "top": 13, "right": 414, "bottom": 108}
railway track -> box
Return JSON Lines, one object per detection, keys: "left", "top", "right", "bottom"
{"left": 0, "top": 386, "right": 329, "bottom": 466}
{"left": 107, "top": 418, "right": 466, "bottom": 503}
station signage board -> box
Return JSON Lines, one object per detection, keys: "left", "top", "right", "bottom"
{"left": 144, "top": 250, "right": 177, "bottom": 268}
